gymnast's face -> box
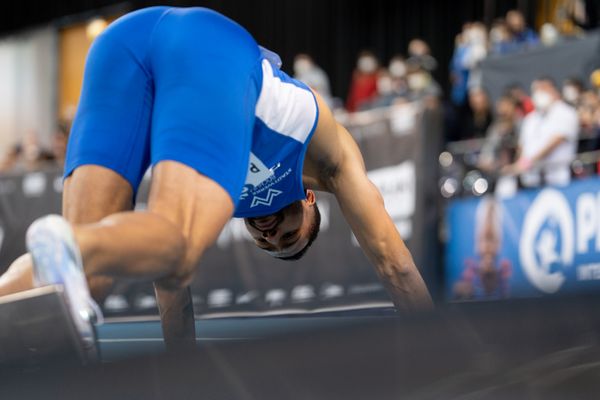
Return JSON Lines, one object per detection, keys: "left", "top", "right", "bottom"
{"left": 244, "top": 190, "right": 317, "bottom": 258}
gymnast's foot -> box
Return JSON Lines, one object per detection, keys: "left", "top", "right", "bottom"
{"left": 26, "top": 214, "right": 103, "bottom": 351}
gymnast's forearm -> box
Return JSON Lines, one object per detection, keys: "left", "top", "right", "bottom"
{"left": 332, "top": 178, "right": 433, "bottom": 312}
{"left": 373, "top": 255, "right": 434, "bottom": 313}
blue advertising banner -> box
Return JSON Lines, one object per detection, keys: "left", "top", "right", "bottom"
{"left": 446, "top": 177, "right": 600, "bottom": 301}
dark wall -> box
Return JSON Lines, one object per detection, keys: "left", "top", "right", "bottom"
{"left": 4, "top": 0, "right": 536, "bottom": 99}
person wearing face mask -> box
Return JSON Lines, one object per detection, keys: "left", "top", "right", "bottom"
{"left": 506, "top": 84, "right": 535, "bottom": 117}
{"left": 450, "top": 23, "right": 472, "bottom": 108}
{"left": 406, "top": 63, "right": 441, "bottom": 103}
{"left": 561, "top": 77, "right": 584, "bottom": 107}
{"left": 489, "top": 20, "right": 516, "bottom": 55}
{"left": 460, "top": 86, "right": 493, "bottom": 140}
{"left": 293, "top": 54, "right": 332, "bottom": 106}
{"left": 450, "top": 22, "right": 487, "bottom": 108}
{"left": 576, "top": 90, "right": 600, "bottom": 152}
{"left": 406, "top": 39, "right": 437, "bottom": 72}
{"left": 463, "top": 22, "right": 488, "bottom": 90}
{"left": 478, "top": 94, "right": 520, "bottom": 173}
{"left": 388, "top": 55, "right": 409, "bottom": 94}
{"left": 388, "top": 55, "right": 407, "bottom": 79}
{"left": 540, "top": 23, "right": 561, "bottom": 47}
{"left": 506, "top": 77, "right": 579, "bottom": 187}
{"left": 359, "top": 69, "right": 402, "bottom": 110}
{"left": 505, "top": 10, "right": 539, "bottom": 51}
{"left": 346, "top": 50, "right": 380, "bottom": 112}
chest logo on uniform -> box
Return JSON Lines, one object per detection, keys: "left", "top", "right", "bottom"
{"left": 250, "top": 188, "right": 283, "bottom": 208}
{"left": 245, "top": 153, "right": 274, "bottom": 187}
{"left": 240, "top": 152, "right": 293, "bottom": 208}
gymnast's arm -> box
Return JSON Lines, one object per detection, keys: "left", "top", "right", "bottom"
{"left": 306, "top": 91, "right": 433, "bottom": 312}
{"left": 154, "top": 283, "right": 196, "bottom": 351}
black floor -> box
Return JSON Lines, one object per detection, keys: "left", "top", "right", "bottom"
{"left": 3, "top": 297, "right": 600, "bottom": 399}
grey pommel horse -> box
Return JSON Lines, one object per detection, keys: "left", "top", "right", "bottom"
{"left": 0, "top": 285, "right": 98, "bottom": 367}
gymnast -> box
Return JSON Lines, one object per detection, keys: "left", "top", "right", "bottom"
{"left": 0, "top": 6, "right": 432, "bottom": 349}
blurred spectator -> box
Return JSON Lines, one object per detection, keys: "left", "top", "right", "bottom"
{"left": 555, "top": 0, "right": 588, "bottom": 35}
{"left": 478, "top": 94, "right": 520, "bottom": 173}
{"left": 450, "top": 24, "right": 470, "bottom": 107}
{"left": 0, "top": 132, "right": 44, "bottom": 172}
{"left": 406, "top": 64, "right": 442, "bottom": 103}
{"left": 357, "top": 57, "right": 413, "bottom": 111}
{"left": 506, "top": 10, "right": 540, "bottom": 50}
{"left": 508, "top": 77, "right": 579, "bottom": 187}
{"left": 561, "top": 77, "right": 585, "bottom": 106}
{"left": 39, "top": 124, "right": 69, "bottom": 167}
{"left": 464, "top": 22, "right": 488, "bottom": 89}
{"left": 506, "top": 84, "right": 535, "bottom": 117}
{"left": 388, "top": 55, "right": 409, "bottom": 93}
{"left": 0, "top": 144, "right": 22, "bottom": 173}
{"left": 360, "top": 69, "right": 403, "bottom": 110}
{"left": 540, "top": 23, "right": 562, "bottom": 46}
{"left": 449, "top": 22, "right": 487, "bottom": 107}
{"left": 460, "top": 87, "right": 493, "bottom": 140}
{"left": 590, "top": 68, "right": 600, "bottom": 94}
{"left": 489, "top": 19, "right": 516, "bottom": 55}
{"left": 406, "top": 39, "right": 437, "bottom": 72}
{"left": 576, "top": 90, "right": 600, "bottom": 151}
{"left": 388, "top": 55, "right": 407, "bottom": 79}
{"left": 21, "top": 132, "right": 44, "bottom": 171}
{"left": 346, "top": 50, "right": 380, "bottom": 112}
{"left": 0, "top": 124, "right": 69, "bottom": 174}
{"left": 293, "top": 54, "right": 332, "bottom": 105}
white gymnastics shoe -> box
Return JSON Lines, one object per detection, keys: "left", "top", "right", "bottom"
{"left": 26, "top": 214, "right": 103, "bottom": 353}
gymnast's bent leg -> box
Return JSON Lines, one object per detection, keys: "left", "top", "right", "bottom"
{"left": 0, "top": 163, "right": 230, "bottom": 295}
{"left": 0, "top": 165, "right": 133, "bottom": 299}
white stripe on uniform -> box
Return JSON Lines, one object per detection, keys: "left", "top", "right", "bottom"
{"left": 255, "top": 59, "right": 317, "bottom": 144}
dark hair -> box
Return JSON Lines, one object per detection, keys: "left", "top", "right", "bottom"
{"left": 564, "top": 77, "right": 585, "bottom": 91}
{"left": 277, "top": 201, "right": 321, "bottom": 261}
{"left": 534, "top": 76, "right": 558, "bottom": 89}
{"left": 497, "top": 94, "right": 517, "bottom": 106}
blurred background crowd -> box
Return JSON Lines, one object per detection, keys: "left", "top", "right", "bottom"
{"left": 292, "top": 4, "right": 600, "bottom": 199}
{"left": 3, "top": 2, "right": 600, "bottom": 198}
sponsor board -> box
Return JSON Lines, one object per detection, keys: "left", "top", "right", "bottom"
{"left": 446, "top": 177, "right": 600, "bottom": 300}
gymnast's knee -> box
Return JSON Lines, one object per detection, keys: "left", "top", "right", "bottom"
{"left": 121, "top": 210, "right": 189, "bottom": 280}
{"left": 144, "top": 212, "right": 202, "bottom": 289}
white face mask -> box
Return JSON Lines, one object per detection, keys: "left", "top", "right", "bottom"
{"left": 377, "top": 76, "right": 394, "bottom": 95}
{"left": 463, "top": 28, "right": 484, "bottom": 45}
{"left": 489, "top": 28, "right": 506, "bottom": 44}
{"left": 540, "top": 23, "right": 559, "bottom": 46}
{"left": 532, "top": 90, "right": 553, "bottom": 111}
{"left": 357, "top": 57, "right": 377, "bottom": 74}
{"left": 389, "top": 61, "right": 407, "bottom": 78}
{"left": 469, "top": 29, "right": 486, "bottom": 45}
{"left": 408, "top": 73, "right": 429, "bottom": 91}
{"left": 562, "top": 86, "right": 579, "bottom": 104}
{"left": 293, "top": 59, "right": 312, "bottom": 76}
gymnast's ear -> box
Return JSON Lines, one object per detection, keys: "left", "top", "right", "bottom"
{"left": 305, "top": 189, "right": 316, "bottom": 205}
